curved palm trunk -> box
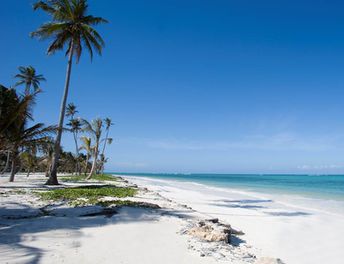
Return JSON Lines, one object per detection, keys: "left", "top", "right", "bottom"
{"left": 46, "top": 47, "right": 74, "bottom": 185}
{"left": 1, "top": 151, "right": 10, "bottom": 175}
{"left": 99, "top": 129, "right": 110, "bottom": 175}
{"left": 87, "top": 145, "right": 98, "bottom": 180}
{"left": 101, "top": 129, "right": 110, "bottom": 156}
{"left": 73, "top": 130, "right": 80, "bottom": 174}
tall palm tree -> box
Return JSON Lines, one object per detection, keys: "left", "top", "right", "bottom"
{"left": 81, "top": 118, "right": 102, "bottom": 179}
{"left": 79, "top": 136, "right": 92, "bottom": 175}
{"left": 31, "top": 0, "right": 108, "bottom": 185}
{"left": 15, "top": 66, "right": 46, "bottom": 95}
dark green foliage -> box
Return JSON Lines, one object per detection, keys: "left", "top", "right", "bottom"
{"left": 15, "top": 66, "right": 46, "bottom": 95}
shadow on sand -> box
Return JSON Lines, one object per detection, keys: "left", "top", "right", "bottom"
{"left": 0, "top": 204, "right": 166, "bottom": 263}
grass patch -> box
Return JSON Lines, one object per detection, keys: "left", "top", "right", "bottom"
{"left": 37, "top": 185, "right": 137, "bottom": 206}
{"left": 60, "top": 174, "right": 118, "bottom": 182}
{"left": 96, "top": 200, "right": 160, "bottom": 208}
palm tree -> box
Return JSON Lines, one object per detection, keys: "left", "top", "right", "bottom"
{"left": 0, "top": 85, "right": 34, "bottom": 147}
{"left": 21, "top": 147, "right": 38, "bottom": 177}
{"left": 0, "top": 150, "right": 11, "bottom": 175}
{"left": 66, "top": 103, "right": 81, "bottom": 174}
{"left": 0, "top": 85, "right": 55, "bottom": 182}
{"left": 66, "top": 103, "right": 78, "bottom": 119}
{"left": 101, "top": 118, "right": 113, "bottom": 156}
{"left": 41, "top": 140, "right": 54, "bottom": 177}
{"left": 81, "top": 118, "right": 102, "bottom": 179}
{"left": 31, "top": 0, "right": 108, "bottom": 185}
{"left": 8, "top": 122, "right": 56, "bottom": 182}
{"left": 67, "top": 118, "right": 82, "bottom": 173}
{"left": 79, "top": 136, "right": 92, "bottom": 175}
{"left": 98, "top": 117, "right": 113, "bottom": 174}
{"left": 0, "top": 84, "right": 32, "bottom": 174}
{"left": 15, "top": 66, "right": 46, "bottom": 95}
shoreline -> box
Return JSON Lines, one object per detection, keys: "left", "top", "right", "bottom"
{"left": 121, "top": 174, "right": 344, "bottom": 264}
{"left": 118, "top": 175, "right": 344, "bottom": 216}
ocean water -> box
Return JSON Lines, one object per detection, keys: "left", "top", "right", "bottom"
{"left": 114, "top": 173, "right": 344, "bottom": 201}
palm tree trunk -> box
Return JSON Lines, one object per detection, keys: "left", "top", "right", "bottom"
{"left": 45, "top": 162, "right": 51, "bottom": 177}
{"left": 87, "top": 147, "right": 98, "bottom": 180}
{"left": 101, "top": 129, "right": 109, "bottom": 156}
{"left": 73, "top": 131, "right": 80, "bottom": 174}
{"left": 1, "top": 151, "right": 10, "bottom": 175}
{"left": 46, "top": 46, "right": 74, "bottom": 185}
{"left": 100, "top": 163, "right": 105, "bottom": 175}
{"left": 84, "top": 153, "right": 89, "bottom": 176}
{"left": 25, "top": 82, "right": 30, "bottom": 95}
{"left": 9, "top": 154, "right": 17, "bottom": 182}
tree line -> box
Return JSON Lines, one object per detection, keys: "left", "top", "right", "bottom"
{"left": 0, "top": 67, "right": 113, "bottom": 181}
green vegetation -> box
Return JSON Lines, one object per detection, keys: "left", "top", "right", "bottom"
{"left": 37, "top": 185, "right": 137, "bottom": 206}
{"left": 61, "top": 174, "right": 118, "bottom": 182}
{"left": 0, "top": 84, "right": 56, "bottom": 182}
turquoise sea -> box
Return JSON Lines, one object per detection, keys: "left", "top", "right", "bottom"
{"left": 114, "top": 173, "right": 344, "bottom": 201}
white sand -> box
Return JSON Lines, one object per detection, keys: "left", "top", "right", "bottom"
{"left": 0, "top": 207, "right": 219, "bottom": 264}
{"left": 0, "top": 174, "right": 260, "bottom": 264}
{"left": 124, "top": 176, "right": 344, "bottom": 264}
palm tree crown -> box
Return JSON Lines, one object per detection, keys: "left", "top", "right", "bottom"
{"left": 31, "top": 0, "right": 108, "bottom": 62}
{"left": 66, "top": 103, "right": 78, "bottom": 118}
{"left": 15, "top": 66, "right": 46, "bottom": 95}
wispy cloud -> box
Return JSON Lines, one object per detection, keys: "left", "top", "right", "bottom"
{"left": 297, "top": 164, "right": 344, "bottom": 170}
{"left": 137, "top": 132, "right": 341, "bottom": 152}
{"left": 110, "top": 161, "right": 148, "bottom": 168}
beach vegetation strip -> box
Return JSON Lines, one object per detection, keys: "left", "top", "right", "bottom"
{"left": 60, "top": 174, "right": 118, "bottom": 182}
{"left": 36, "top": 185, "right": 137, "bottom": 206}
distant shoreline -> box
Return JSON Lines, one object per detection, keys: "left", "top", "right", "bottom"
{"left": 113, "top": 173, "right": 344, "bottom": 201}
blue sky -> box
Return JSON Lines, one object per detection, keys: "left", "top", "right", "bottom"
{"left": 1, "top": 0, "right": 344, "bottom": 173}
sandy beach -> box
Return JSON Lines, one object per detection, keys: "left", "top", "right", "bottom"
{"left": 123, "top": 175, "right": 344, "bottom": 264}
{"left": 0, "top": 174, "right": 288, "bottom": 264}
